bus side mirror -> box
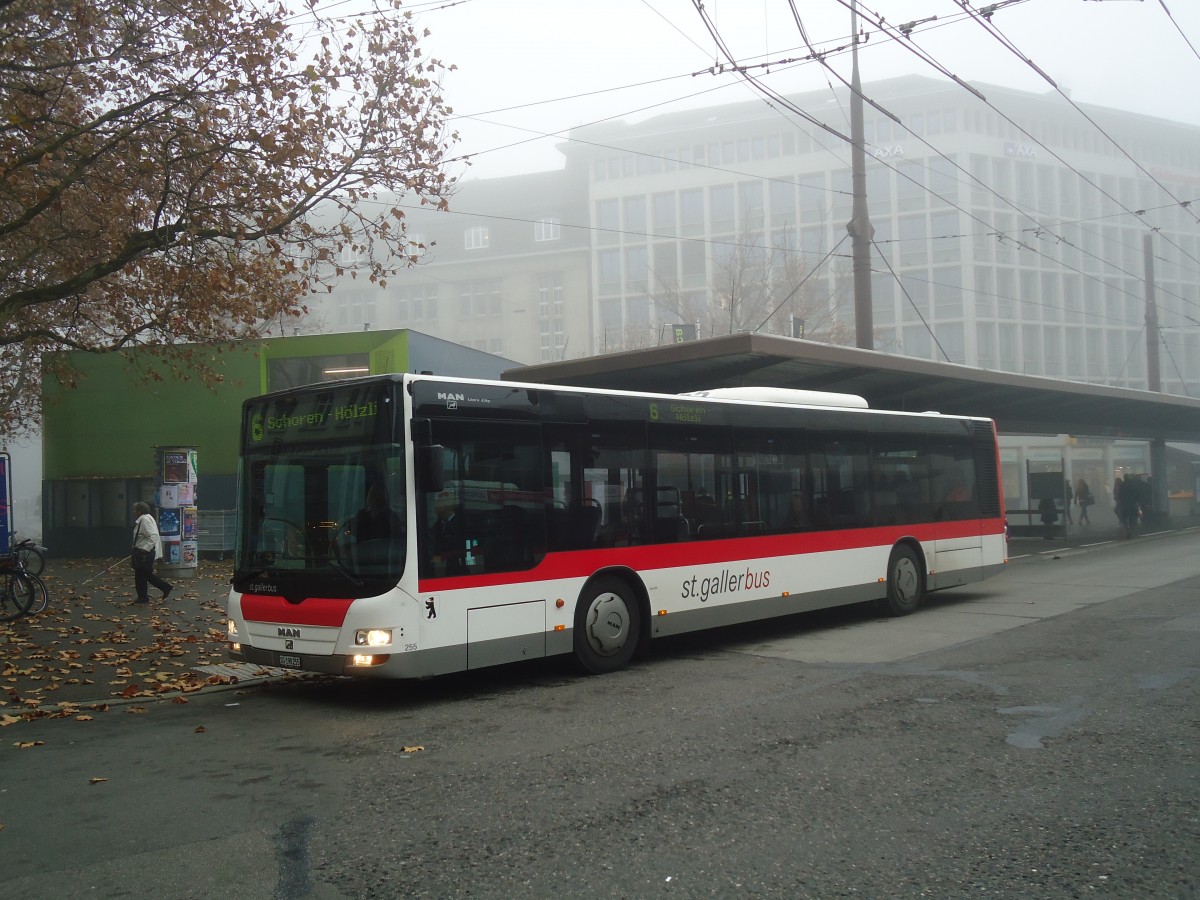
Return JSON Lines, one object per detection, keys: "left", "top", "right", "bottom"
{"left": 411, "top": 418, "right": 433, "bottom": 447}
{"left": 416, "top": 445, "right": 445, "bottom": 493}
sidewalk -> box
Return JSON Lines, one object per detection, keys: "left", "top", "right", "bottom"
{"left": 1, "top": 558, "right": 305, "bottom": 727}
{"left": 1005, "top": 511, "right": 1200, "bottom": 557}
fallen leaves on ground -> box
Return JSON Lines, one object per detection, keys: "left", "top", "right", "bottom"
{"left": 1, "top": 560, "right": 237, "bottom": 725}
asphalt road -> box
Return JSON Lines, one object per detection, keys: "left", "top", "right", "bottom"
{"left": 2, "top": 531, "right": 1197, "bottom": 899}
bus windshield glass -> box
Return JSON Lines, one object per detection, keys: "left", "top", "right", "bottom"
{"left": 233, "top": 380, "right": 405, "bottom": 598}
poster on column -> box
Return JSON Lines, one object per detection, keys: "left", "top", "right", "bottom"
{"left": 163, "top": 452, "right": 189, "bottom": 484}
{"left": 155, "top": 446, "right": 198, "bottom": 575}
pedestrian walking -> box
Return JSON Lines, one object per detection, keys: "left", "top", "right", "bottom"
{"left": 1116, "top": 476, "right": 1141, "bottom": 539}
{"left": 131, "top": 501, "right": 173, "bottom": 604}
{"left": 1075, "top": 478, "right": 1092, "bottom": 526}
{"left": 1063, "top": 479, "right": 1074, "bottom": 525}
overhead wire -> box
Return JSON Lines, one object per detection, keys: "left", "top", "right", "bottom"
{"left": 952, "top": 0, "right": 1200, "bottom": 232}
{"left": 1156, "top": 0, "right": 1200, "bottom": 63}
{"left": 693, "top": 2, "right": 1200, "bottom": 332}
{"left": 290, "top": 0, "right": 1197, "bottom": 384}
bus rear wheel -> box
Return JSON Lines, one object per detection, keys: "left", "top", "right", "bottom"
{"left": 880, "top": 544, "right": 923, "bottom": 616}
{"left": 573, "top": 577, "right": 641, "bottom": 675}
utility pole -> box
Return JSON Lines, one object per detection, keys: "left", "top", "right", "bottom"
{"left": 847, "top": 0, "right": 874, "bottom": 350}
{"left": 1144, "top": 232, "right": 1160, "bottom": 393}
{"left": 1144, "top": 231, "right": 1168, "bottom": 522}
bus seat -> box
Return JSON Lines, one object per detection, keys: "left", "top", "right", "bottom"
{"left": 567, "top": 500, "right": 602, "bottom": 549}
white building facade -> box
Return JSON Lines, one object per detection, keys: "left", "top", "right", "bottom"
{"left": 564, "top": 75, "right": 1200, "bottom": 396}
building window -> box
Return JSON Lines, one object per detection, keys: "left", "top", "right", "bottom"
{"left": 681, "top": 242, "right": 706, "bottom": 289}
{"left": 739, "top": 180, "right": 764, "bottom": 230}
{"left": 680, "top": 189, "right": 704, "bottom": 236}
{"left": 537, "top": 272, "right": 564, "bottom": 317}
{"left": 597, "top": 198, "right": 619, "bottom": 245}
{"left": 898, "top": 214, "right": 928, "bottom": 267}
{"left": 268, "top": 354, "right": 370, "bottom": 390}
{"left": 625, "top": 246, "right": 648, "bottom": 293}
{"left": 534, "top": 218, "right": 561, "bottom": 242}
{"left": 406, "top": 232, "right": 428, "bottom": 258}
{"left": 465, "top": 226, "right": 489, "bottom": 250}
{"left": 457, "top": 280, "right": 502, "bottom": 317}
{"left": 397, "top": 285, "right": 439, "bottom": 323}
{"left": 599, "top": 250, "right": 621, "bottom": 296}
{"left": 929, "top": 211, "right": 960, "bottom": 264}
{"left": 334, "top": 290, "right": 377, "bottom": 329}
{"left": 710, "top": 184, "right": 735, "bottom": 234}
{"left": 623, "top": 196, "right": 647, "bottom": 236}
{"left": 653, "top": 193, "right": 677, "bottom": 237}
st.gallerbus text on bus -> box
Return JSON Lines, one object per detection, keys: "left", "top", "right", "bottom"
{"left": 227, "top": 375, "right": 1006, "bottom": 677}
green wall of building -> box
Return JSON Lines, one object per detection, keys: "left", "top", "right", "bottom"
{"left": 41, "top": 329, "right": 512, "bottom": 556}
{"left": 43, "top": 344, "right": 261, "bottom": 481}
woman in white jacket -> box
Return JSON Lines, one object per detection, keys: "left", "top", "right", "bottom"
{"left": 131, "top": 501, "right": 173, "bottom": 604}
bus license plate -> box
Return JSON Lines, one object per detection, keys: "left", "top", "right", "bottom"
{"left": 277, "top": 654, "right": 302, "bottom": 668}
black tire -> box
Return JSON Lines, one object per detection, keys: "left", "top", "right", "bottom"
{"left": 573, "top": 576, "right": 642, "bottom": 674}
{"left": 26, "top": 573, "right": 49, "bottom": 615}
{"left": 0, "top": 571, "right": 36, "bottom": 622}
{"left": 880, "top": 544, "right": 923, "bottom": 616}
{"left": 17, "top": 544, "right": 44, "bottom": 577}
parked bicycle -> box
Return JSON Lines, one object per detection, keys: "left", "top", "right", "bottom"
{"left": 12, "top": 536, "right": 47, "bottom": 577}
{"left": 0, "top": 538, "right": 48, "bottom": 619}
{"left": 0, "top": 560, "right": 36, "bottom": 621}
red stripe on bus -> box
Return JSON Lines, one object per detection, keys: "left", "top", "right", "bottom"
{"left": 240, "top": 594, "right": 352, "bottom": 626}
{"left": 417, "top": 518, "right": 1006, "bottom": 592}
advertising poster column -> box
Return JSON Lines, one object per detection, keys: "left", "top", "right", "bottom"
{"left": 156, "top": 447, "right": 198, "bottom": 579}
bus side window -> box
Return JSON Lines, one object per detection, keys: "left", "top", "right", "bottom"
{"left": 929, "top": 438, "right": 978, "bottom": 521}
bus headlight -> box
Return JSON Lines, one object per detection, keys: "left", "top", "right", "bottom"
{"left": 227, "top": 619, "right": 239, "bottom": 640}
{"left": 350, "top": 654, "right": 390, "bottom": 667}
{"left": 355, "top": 628, "right": 392, "bottom": 647}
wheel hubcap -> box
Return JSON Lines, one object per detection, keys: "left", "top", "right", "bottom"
{"left": 893, "top": 557, "right": 918, "bottom": 602}
{"left": 586, "top": 592, "right": 628, "bottom": 656}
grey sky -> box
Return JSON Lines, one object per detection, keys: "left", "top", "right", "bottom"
{"left": 413, "top": 0, "right": 1200, "bottom": 182}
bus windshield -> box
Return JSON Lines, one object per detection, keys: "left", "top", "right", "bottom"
{"left": 233, "top": 381, "right": 404, "bottom": 599}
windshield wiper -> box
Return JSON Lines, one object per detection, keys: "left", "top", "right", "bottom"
{"left": 326, "top": 555, "right": 366, "bottom": 588}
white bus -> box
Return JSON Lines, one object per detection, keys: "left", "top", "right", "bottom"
{"left": 227, "top": 374, "right": 1007, "bottom": 677}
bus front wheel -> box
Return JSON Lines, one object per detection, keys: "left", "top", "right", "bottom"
{"left": 573, "top": 577, "right": 641, "bottom": 675}
{"left": 880, "top": 544, "right": 923, "bottom": 616}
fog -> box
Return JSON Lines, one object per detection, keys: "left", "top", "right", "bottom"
{"left": 415, "top": 0, "right": 1200, "bottom": 182}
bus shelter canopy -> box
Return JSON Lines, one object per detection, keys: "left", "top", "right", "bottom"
{"left": 505, "top": 333, "right": 1200, "bottom": 444}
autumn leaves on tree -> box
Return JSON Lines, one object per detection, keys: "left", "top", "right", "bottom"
{"left": 0, "top": 0, "right": 460, "bottom": 435}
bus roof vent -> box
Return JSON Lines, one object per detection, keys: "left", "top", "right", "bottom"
{"left": 682, "top": 386, "right": 869, "bottom": 409}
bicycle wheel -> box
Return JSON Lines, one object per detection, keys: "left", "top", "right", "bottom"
{"left": 25, "top": 572, "right": 49, "bottom": 615}
{"left": 17, "top": 544, "right": 45, "bottom": 577}
{"left": 0, "top": 571, "right": 35, "bottom": 621}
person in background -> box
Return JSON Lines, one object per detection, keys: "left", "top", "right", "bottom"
{"left": 348, "top": 482, "right": 403, "bottom": 544}
{"left": 1038, "top": 493, "right": 1059, "bottom": 540}
{"left": 1063, "top": 479, "right": 1074, "bottom": 525}
{"left": 1116, "top": 475, "right": 1141, "bottom": 538}
{"left": 1075, "top": 477, "right": 1092, "bottom": 526}
{"left": 430, "top": 491, "right": 468, "bottom": 575}
{"left": 131, "top": 501, "right": 173, "bottom": 604}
